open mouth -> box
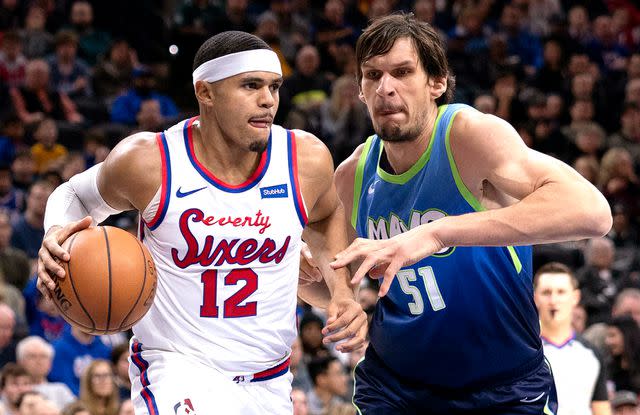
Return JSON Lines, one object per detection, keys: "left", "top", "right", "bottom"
{"left": 249, "top": 117, "right": 273, "bottom": 128}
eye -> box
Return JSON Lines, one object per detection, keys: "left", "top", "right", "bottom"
{"left": 395, "top": 68, "right": 411, "bottom": 77}
{"left": 244, "top": 82, "right": 259, "bottom": 90}
{"left": 270, "top": 83, "right": 281, "bottom": 92}
{"left": 364, "top": 70, "right": 380, "bottom": 80}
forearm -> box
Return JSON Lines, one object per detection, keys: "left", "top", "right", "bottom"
{"left": 429, "top": 181, "right": 611, "bottom": 250}
{"left": 304, "top": 204, "right": 355, "bottom": 299}
{"left": 297, "top": 280, "right": 331, "bottom": 309}
{"left": 44, "top": 163, "right": 122, "bottom": 233}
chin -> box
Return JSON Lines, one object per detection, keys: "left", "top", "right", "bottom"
{"left": 249, "top": 139, "right": 269, "bottom": 153}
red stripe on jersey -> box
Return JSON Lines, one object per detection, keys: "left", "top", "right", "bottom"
{"left": 289, "top": 131, "right": 308, "bottom": 225}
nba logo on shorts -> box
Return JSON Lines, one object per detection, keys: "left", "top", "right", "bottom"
{"left": 173, "top": 398, "right": 196, "bottom": 415}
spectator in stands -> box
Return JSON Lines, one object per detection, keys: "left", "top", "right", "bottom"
{"left": 49, "top": 326, "right": 111, "bottom": 396}
{"left": 92, "top": 39, "right": 137, "bottom": 105}
{"left": 495, "top": 3, "right": 543, "bottom": 75}
{"left": 30, "top": 118, "right": 67, "bottom": 174}
{"left": 534, "top": 262, "right": 610, "bottom": 414}
{"left": 578, "top": 237, "right": 622, "bottom": 325}
{"left": 0, "top": 0, "right": 22, "bottom": 32}
{"left": 20, "top": 5, "right": 53, "bottom": 60}
{"left": 606, "top": 315, "right": 640, "bottom": 393}
{"left": 0, "top": 31, "right": 27, "bottom": 88}
{"left": 292, "top": 388, "right": 309, "bottom": 415}
{"left": 61, "top": 401, "right": 90, "bottom": 415}
{"left": 0, "top": 303, "right": 16, "bottom": 367}
{"left": 608, "top": 103, "right": 640, "bottom": 168}
{"left": 319, "top": 74, "right": 370, "bottom": 164}
{"left": 598, "top": 147, "right": 640, "bottom": 220}
{"left": 574, "top": 303, "right": 588, "bottom": 334}
{"left": 109, "top": 344, "right": 129, "bottom": 400}
{"left": 22, "top": 277, "right": 66, "bottom": 342}
{"left": 11, "top": 180, "right": 54, "bottom": 259}
{"left": 0, "top": 164, "right": 24, "bottom": 217}
{"left": 291, "top": 336, "right": 312, "bottom": 393}
{"left": 16, "top": 336, "right": 75, "bottom": 409}
{"left": 586, "top": 14, "right": 629, "bottom": 75}
{"left": 0, "top": 115, "right": 26, "bottom": 166}
{"left": 612, "top": 390, "right": 640, "bottom": 415}
{"left": 567, "top": 5, "right": 592, "bottom": 47}
{"left": 133, "top": 99, "right": 167, "bottom": 133}
{"left": 573, "top": 122, "right": 607, "bottom": 163}
{"left": 9, "top": 59, "right": 83, "bottom": 126}
{"left": 110, "top": 66, "right": 178, "bottom": 126}
{"left": 17, "top": 390, "right": 46, "bottom": 415}
{"left": 0, "top": 363, "right": 33, "bottom": 415}
{"left": 613, "top": 289, "right": 640, "bottom": 327}
{"left": 573, "top": 155, "right": 600, "bottom": 185}
{"left": 116, "top": 399, "right": 133, "bottom": 415}
{"left": 46, "top": 31, "right": 92, "bottom": 101}
{"left": 68, "top": 1, "right": 111, "bottom": 66}
{"left": 299, "top": 312, "right": 329, "bottom": 360}
{"left": 212, "top": 0, "right": 255, "bottom": 34}
{"left": 307, "top": 355, "right": 348, "bottom": 415}
{"left": 79, "top": 359, "right": 119, "bottom": 415}
{"left": 254, "top": 11, "right": 293, "bottom": 78}
{"left": 0, "top": 210, "right": 29, "bottom": 290}
{"left": 278, "top": 45, "right": 331, "bottom": 132}
{"left": 10, "top": 151, "right": 35, "bottom": 193}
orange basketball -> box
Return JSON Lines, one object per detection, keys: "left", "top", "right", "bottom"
{"left": 49, "top": 226, "right": 157, "bottom": 335}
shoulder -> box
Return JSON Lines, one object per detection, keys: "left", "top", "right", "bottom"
{"left": 291, "top": 129, "right": 334, "bottom": 179}
{"left": 450, "top": 107, "right": 517, "bottom": 142}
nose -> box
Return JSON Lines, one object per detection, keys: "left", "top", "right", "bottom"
{"left": 376, "top": 73, "right": 396, "bottom": 97}
{"left": 259, "top": 86, "right": 276, "bottom": 109}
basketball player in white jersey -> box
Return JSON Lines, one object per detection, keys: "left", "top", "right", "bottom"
{"left": 36, "top": 31, "right": 367, "bottom": 414}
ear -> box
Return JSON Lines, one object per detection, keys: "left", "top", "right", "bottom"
{"left": 429, "top": 75, "right": 447, "bottom": 101}
{"left": 194, "top": 80, "right": 214, "bottom": 106}
{"left": 572, "top": 288, "right": 581, "bottom": 307}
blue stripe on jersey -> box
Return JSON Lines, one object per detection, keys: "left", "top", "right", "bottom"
{"left": 148, "top": 132, "right": 171, "bottom": 231}
{"left": 355, "top": 104, "right": 542, "bottom": 389}
{"left": 130, "top": 342, "right": 160, "bottom": 415}
{"left": 287, "top": 130, "right": 306, "bottom": 227}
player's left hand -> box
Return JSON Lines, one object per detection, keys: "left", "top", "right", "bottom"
{"left": 322, "top": 295, "right": 367, "bottom": 353}
{"left": 330, "top": 229, "right": 444, "bottom": 297}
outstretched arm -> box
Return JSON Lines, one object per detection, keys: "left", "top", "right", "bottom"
{"left": 331, "top": 110, "right": 612, "bottom": 296}
{"left": 37, "top": 132, "right": 161, "bottom": 297}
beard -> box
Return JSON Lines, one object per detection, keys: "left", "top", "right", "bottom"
{"left": 249, "top": 139, "right": 268, "bottom": 153}
{"left": 376, "top": 122, "right": 423, "bottom": 143}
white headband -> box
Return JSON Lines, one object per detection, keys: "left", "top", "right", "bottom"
{"left": 192, "top": 49, "right": 282, "bottom": 86}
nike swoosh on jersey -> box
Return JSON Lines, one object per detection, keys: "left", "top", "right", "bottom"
{"left": 176, "top": 186, "right": 207, "bottom": 198}
{"left": 520, "top": 392, "right": 545, "bottom": 403}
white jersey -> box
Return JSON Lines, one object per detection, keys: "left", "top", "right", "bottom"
{"left": 134, "top": 117, "right": 307, "bottom": 378}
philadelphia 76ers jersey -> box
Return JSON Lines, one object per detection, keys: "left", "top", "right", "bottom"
{"left": 134, "top": 117, "right": 307, "bottom": 377}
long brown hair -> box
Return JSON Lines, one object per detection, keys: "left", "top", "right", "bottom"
{"left": 355, "top": 13, "right": 455, "bottom": 105}
{"left": 80, "top": 359, "right": 120, "bottom": 415}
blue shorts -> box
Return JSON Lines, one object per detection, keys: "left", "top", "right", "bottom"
{"left": 353, "top": 346, "right": 558, "bottom": 415}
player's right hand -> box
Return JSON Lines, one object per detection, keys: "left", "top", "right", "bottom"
{"left": 37, "top": 216, "right": 92, "bottom": 299}
{"left": 299, "top": 242, "right": 323, "bottom": 286}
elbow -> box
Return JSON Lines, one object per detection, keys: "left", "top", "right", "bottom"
{"left": 583, "top": 193, "right": 613, "bottom": 237}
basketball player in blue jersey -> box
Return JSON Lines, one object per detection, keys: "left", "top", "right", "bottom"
{"left": 327, "top": 14, "right": 612, "bottom": 414}
{"left": 35, "top": 31, "right": 367, "bottom": 414}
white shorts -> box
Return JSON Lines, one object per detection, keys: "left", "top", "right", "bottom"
{"left": 129, "top": 342, "right": 293, "bottom": 414}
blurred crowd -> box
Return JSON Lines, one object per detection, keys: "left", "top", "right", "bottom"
{"left": 0, "top": 0, "right": 638, "bottom": 414}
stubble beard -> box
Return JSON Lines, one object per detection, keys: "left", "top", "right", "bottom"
{"left": 249, "top": 139, "right": 268, "bottom": 153}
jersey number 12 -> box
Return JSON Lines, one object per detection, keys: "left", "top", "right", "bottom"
{"left": 200, "top": 269, "right": 257, "bottom": 318}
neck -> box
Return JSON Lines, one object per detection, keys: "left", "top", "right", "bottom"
{"left": 382, "top": 105, "right": 439, "bottom": 175}
{"left": 314, "top": 387, "right": 334, "bottom": 406}
{"left": 193, "top": 118, "right": 263, "bottom": 184}
{"left": 540, "top": 322, "right": 573, "bottom": 344}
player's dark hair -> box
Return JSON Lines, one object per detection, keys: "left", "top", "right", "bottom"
{"left": 307, "top": 355, "right": 339, "bottom": 386}
{"left": 533, "top": 262, "right": 578, "bottom": 289}
{"left": 356, "top": 13, "right": 455, "bottom": 105}
{"left": 193, "top": 31, "right": 271, "bottom": 72}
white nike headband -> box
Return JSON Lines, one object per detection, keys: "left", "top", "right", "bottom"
{"left": 192, "top": 49, "right": 282, "bottom": 86}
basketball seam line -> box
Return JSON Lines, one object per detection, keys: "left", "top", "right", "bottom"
{"left": 119, "top": 238, "right": 148, "bottom": 329}
{"left": 102, "top": 227, "right": 113, "bottom": 332}
{"left": 66, "top": 232, "right": 97, "bottom": 331}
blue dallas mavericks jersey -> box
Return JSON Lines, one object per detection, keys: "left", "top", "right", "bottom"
{"left": 353, "top": 104, "right": 543, "bottom": 389}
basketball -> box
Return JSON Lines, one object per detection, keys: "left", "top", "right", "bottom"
{"left": 49, "top": 226, "right": 157, "bottom": 335}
